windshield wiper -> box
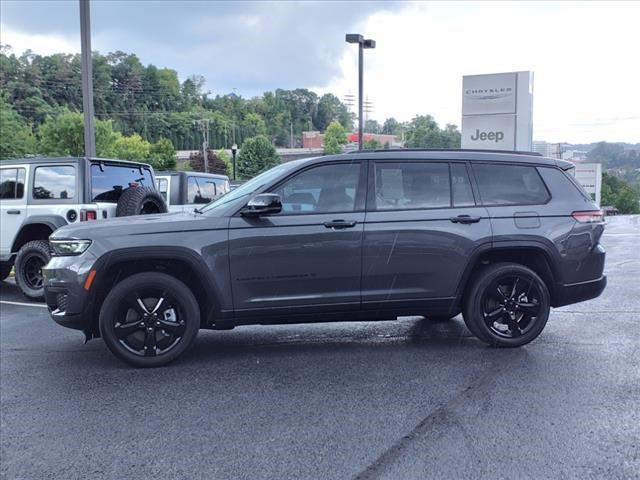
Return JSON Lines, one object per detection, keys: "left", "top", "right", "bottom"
{"left": 193, "top": 207, "right": 203, "bottom": 214}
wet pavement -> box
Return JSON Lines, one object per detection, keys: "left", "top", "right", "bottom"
{"left": 1, "top": 215, "right": 638, "bottom": 479}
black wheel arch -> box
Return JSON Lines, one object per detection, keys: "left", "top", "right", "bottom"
{"left": 454, "top": 240, "right": 561, "bottom": 312}
{"left": 85, "top": 247, "right": 224, "bottom": 339}
{"left": 11, "top": 215, "right": 67, "bottom": 254}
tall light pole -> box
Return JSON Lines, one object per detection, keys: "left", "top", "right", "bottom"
{"left": 345, "top": 34, "right": 375, "bottom": 150}
{"left": 80, "top": 0, "right": 96, "bottom": 157}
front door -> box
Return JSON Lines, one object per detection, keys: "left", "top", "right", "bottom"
{"left": 229, "top": 161, "right": 366, "bottom": 317}
{"left": 362, "top": 161, "right": 492, "bottom": 309}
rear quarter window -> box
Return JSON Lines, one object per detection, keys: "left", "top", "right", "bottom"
{"left": 33, "top": 166, "right": 76, "bottom": 199}
{"left": 474, "top": 164, "right": 550, "bottom": 206}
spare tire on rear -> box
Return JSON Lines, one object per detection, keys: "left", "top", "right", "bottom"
{"left": 116, "top": 186, "right": 167, "bottom": 217}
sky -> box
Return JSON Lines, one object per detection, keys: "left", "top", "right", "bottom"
{"left": 1, "top": 0, "right": 639, "bottom": 144}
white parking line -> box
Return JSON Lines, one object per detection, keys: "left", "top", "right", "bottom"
{"left": 0, "top": 300, "right": 48, "bottom": 309}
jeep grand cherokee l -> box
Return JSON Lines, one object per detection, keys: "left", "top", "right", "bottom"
{"left": 43, "top": 149, "right": 606, "bottom": 367}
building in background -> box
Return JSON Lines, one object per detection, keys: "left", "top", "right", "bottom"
{"left": 302, "top": 131, "right": 400, "bottom": 149}
{"left": 533, "top": 140, "right": 557, "bottom": 157}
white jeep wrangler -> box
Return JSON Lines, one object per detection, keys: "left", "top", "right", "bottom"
{"left": 0, "top": 157, "right": 166, "bottom": 300}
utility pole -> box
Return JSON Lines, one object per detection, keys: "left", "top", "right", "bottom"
{"left": 345, "top": 34, "right": 376, "bottom": 150}
{"left": 79, "top": 0, "right": 96, "bottom": 157}
{"left": 290, "top": 122, "right": 294, "bottom": 149}
{"left": 194, "top": 119, "right": 210, "bottom": 172}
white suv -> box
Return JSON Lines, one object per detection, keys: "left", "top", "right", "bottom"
{"left": 0, "top": 157, "right": 165, "bottom": 300}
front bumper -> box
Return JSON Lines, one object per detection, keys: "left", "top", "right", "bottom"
{"left": 43, "top": 254, "right": 97, "bottom": 332}
{"left": 553, "top": 275, "right": 607, "bottom": 308}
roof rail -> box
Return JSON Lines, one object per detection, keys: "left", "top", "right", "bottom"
{"left": 347, "top": 148, "right": 542, "bottom": 156}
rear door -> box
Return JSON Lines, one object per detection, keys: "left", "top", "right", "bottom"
{"left": 89, "top": 162, "right": 155, "bottom": 218}
{"left": 362, "top": 160, "right": 492, "bottom": 309}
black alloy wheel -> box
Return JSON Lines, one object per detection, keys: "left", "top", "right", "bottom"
{"left": 23, "top": 254, "right": 45, "bottom": 290}
{"left": 14, "top": 240, "right": 51, "bottom": 301}
{"left": 99, "top": 272, "right": 199, "bottom": 367}
{"left": 481, "top": 274, "right": 543, "bottom": 339}
{"left": 463, "top": 263, "right": 550, "bottom": 347}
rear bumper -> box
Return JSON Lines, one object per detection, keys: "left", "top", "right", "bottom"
{"left": 553, "top": 275, "right": 607, "bottom": 307}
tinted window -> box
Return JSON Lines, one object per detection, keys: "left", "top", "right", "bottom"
{"left": 188, "top": 176, "right": 217, "bottom": 204}
{"left": 474, "top": 164, "right": 550, "bottom": 205}
{"left": 156, "top": 178, "right": 168, "bottom": 200}
{"left": 33, "top": 166, "right": 75, "bottom": 199}
{"left": 451, "top": 163, "right": 475, "bottom": 207}
{"left": 273, "top": 163, "right": 360, "bottom": 214}
{"left": 374, "top": 162, "right": 450, "bottom": 210}
{"left": 0, "top": 168, "right": 25, "bottom": 199}
{"left": 91, "top": 164, "right": 153, "bottom": 202}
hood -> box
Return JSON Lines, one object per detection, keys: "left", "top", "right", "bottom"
{"left": 51, "top": 211, "right": 227, "bottom": 240}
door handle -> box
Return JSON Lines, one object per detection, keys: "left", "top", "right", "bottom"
{"left": 450, "top": 215, "right": 481, "bottom": 224}
{"left": 7, "top": 210, "right": 21, "bottom": 215}
{"left": 324, "top": 219, "right": 357, "bottom": 229}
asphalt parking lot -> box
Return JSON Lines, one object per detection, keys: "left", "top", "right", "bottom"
{"left": 1, "top": 215, "right": 639, "bottom": 480}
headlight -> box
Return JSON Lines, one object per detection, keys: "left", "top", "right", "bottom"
{"left": 50, "top": 239, "right": 92, "bottom": 256}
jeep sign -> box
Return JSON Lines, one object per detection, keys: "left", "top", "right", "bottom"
{"left": 461, "top": 71, "right": 533, "bottom": 151}
{"left": 462, "top": 115, "right": 516, "bottom": 150}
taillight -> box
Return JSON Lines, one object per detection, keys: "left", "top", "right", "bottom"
{"left": 572, "top": 210, "right": 604, "bottom": 223}
{"left": 80, "top": 210, "right": 97, "bottom": 221}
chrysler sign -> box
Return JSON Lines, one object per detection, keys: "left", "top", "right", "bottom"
{"left": 461, "top": 71, "right": 533, "bottom": 151}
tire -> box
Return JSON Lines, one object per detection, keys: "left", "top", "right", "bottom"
{"left": 0, "top": 262, "right": 12, "bottom": 282}
{"left": 99, "top": 272, "right": 200, "bottom": 367}
{"left": 14, "top": 240, "right": 50, "bottom": 301}
{"left": 116, "top": 186, "right": 167, "bottom": 217}
{"left": 462, "top": 262, "right": 550, "bottom": 347}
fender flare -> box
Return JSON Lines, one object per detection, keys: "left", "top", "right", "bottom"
{"left": 11, "top": 215, "right": 68, "bottom": 253}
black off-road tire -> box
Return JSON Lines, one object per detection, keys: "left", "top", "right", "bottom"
{"left": 115, "top": 186, "right": 167, "bottom": 217}
{"left": 14, "top": 240, "right": 50, "bottom": 301}
{"left": 99, "top": 272, "right": 200, "bottom": 368}
{"left": 0, "top": 262, "right": 12, "bottom": 281}
{"left": 463, "top": 262, "right": 550, "bottom": 347}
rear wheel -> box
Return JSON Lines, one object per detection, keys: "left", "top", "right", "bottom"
{"left": 99, "top": 272, "right": 200, "bottom": 367}
{"left": 463, "top": 263, "right": 550, "bottom": 347}
{"left": 14, "top": 240, "right": 50, "bottom": 300}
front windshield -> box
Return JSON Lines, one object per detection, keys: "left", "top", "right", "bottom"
{"left": 199, "top": 160, "right": 303, "bottom": 213}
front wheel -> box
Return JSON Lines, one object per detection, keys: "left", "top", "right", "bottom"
{"left": 463, "top": 263, "right": 550, "bottom": 347}
{"left": 99, "top": 272, "right": 200, "bottom": 367}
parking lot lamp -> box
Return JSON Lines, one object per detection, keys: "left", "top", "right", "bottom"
{"left": 231, "top": 143, "right": 238, "bottom": 181}
{"left": 345, "top": 34, "right": 376, "bottom": 150}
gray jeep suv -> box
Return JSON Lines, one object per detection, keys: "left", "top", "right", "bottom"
{"left": 43, "top": 149, "right": 606, "bottom": 367}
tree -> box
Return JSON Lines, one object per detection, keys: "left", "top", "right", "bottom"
{"left": 314, "top": 93, "right": 349, "bottom": 132}
{"left": 236, "top": 135, "right": 280, "bottom": 179}
{"left": 0, "top": 97, "right": 36, "bottom": 158}
{"left": 364, "top": 119, "right": 381, "bottom": 134}
{"left": 241, "top": 112, "right": 267, "bottom": 139}
{"left": 38, "top": 110, "right": 119, "bottom": 157}
{"left": 382, "top": 117, "right": 401, "bottom": 135}
{"left": 113, "top": 133, "right": 151, "bottom": 161}
{"left": 149, "top": 137, "right": 176, "bottom": 170}
{"left": 364, "top": 138, "right": 382, "bottom": 150}
{"left": 601, "top": 172, "right": 640, "bottom": 213}
{"left": 404, "top": 115, "right": 461, "bottom": 149}
{"left": 323, "top": 121, "right": 347, "bottom": 155}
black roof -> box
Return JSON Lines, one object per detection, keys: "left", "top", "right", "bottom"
{"left": 320, "top": 148, "right": 573, "bottom": 169}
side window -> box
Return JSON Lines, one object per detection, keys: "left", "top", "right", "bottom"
{"left": 0, "top": 168, "right": 25, "bottom": 199}
{"left": 272, "top": 163, "right": 360, "bottom": 214}
{"left": 474, "top": 164, "right": 550, "bottom": 205}
{"left": 374, "top": 162, "right": 450, "bottom": 210}
{"left": 33, "top": 166, "right": 76, "bottom": 200}
{"left": 213, "top": 178, "right": 229, "bottom": 197}
{"left": 451, "top": 163, "right": 475, "bottom": 207}
{"left": 91, "top": 164, "right": 153, "bottom": 202}
{"left": 156, "top": 178, "right": 168, "bottom": 200}
{"left": 187, "top": 176, "right": 216, "bottom": 204}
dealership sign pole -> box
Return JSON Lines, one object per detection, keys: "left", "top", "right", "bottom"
{"left": 80, "top": 0, "right": 96, "bottom": 158}
{"left": 461, "top": 71, "right": 533, "bottom": 152}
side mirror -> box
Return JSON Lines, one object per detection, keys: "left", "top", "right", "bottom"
{"left": 241, "top": 193, "right": 282, "bottom": 217}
